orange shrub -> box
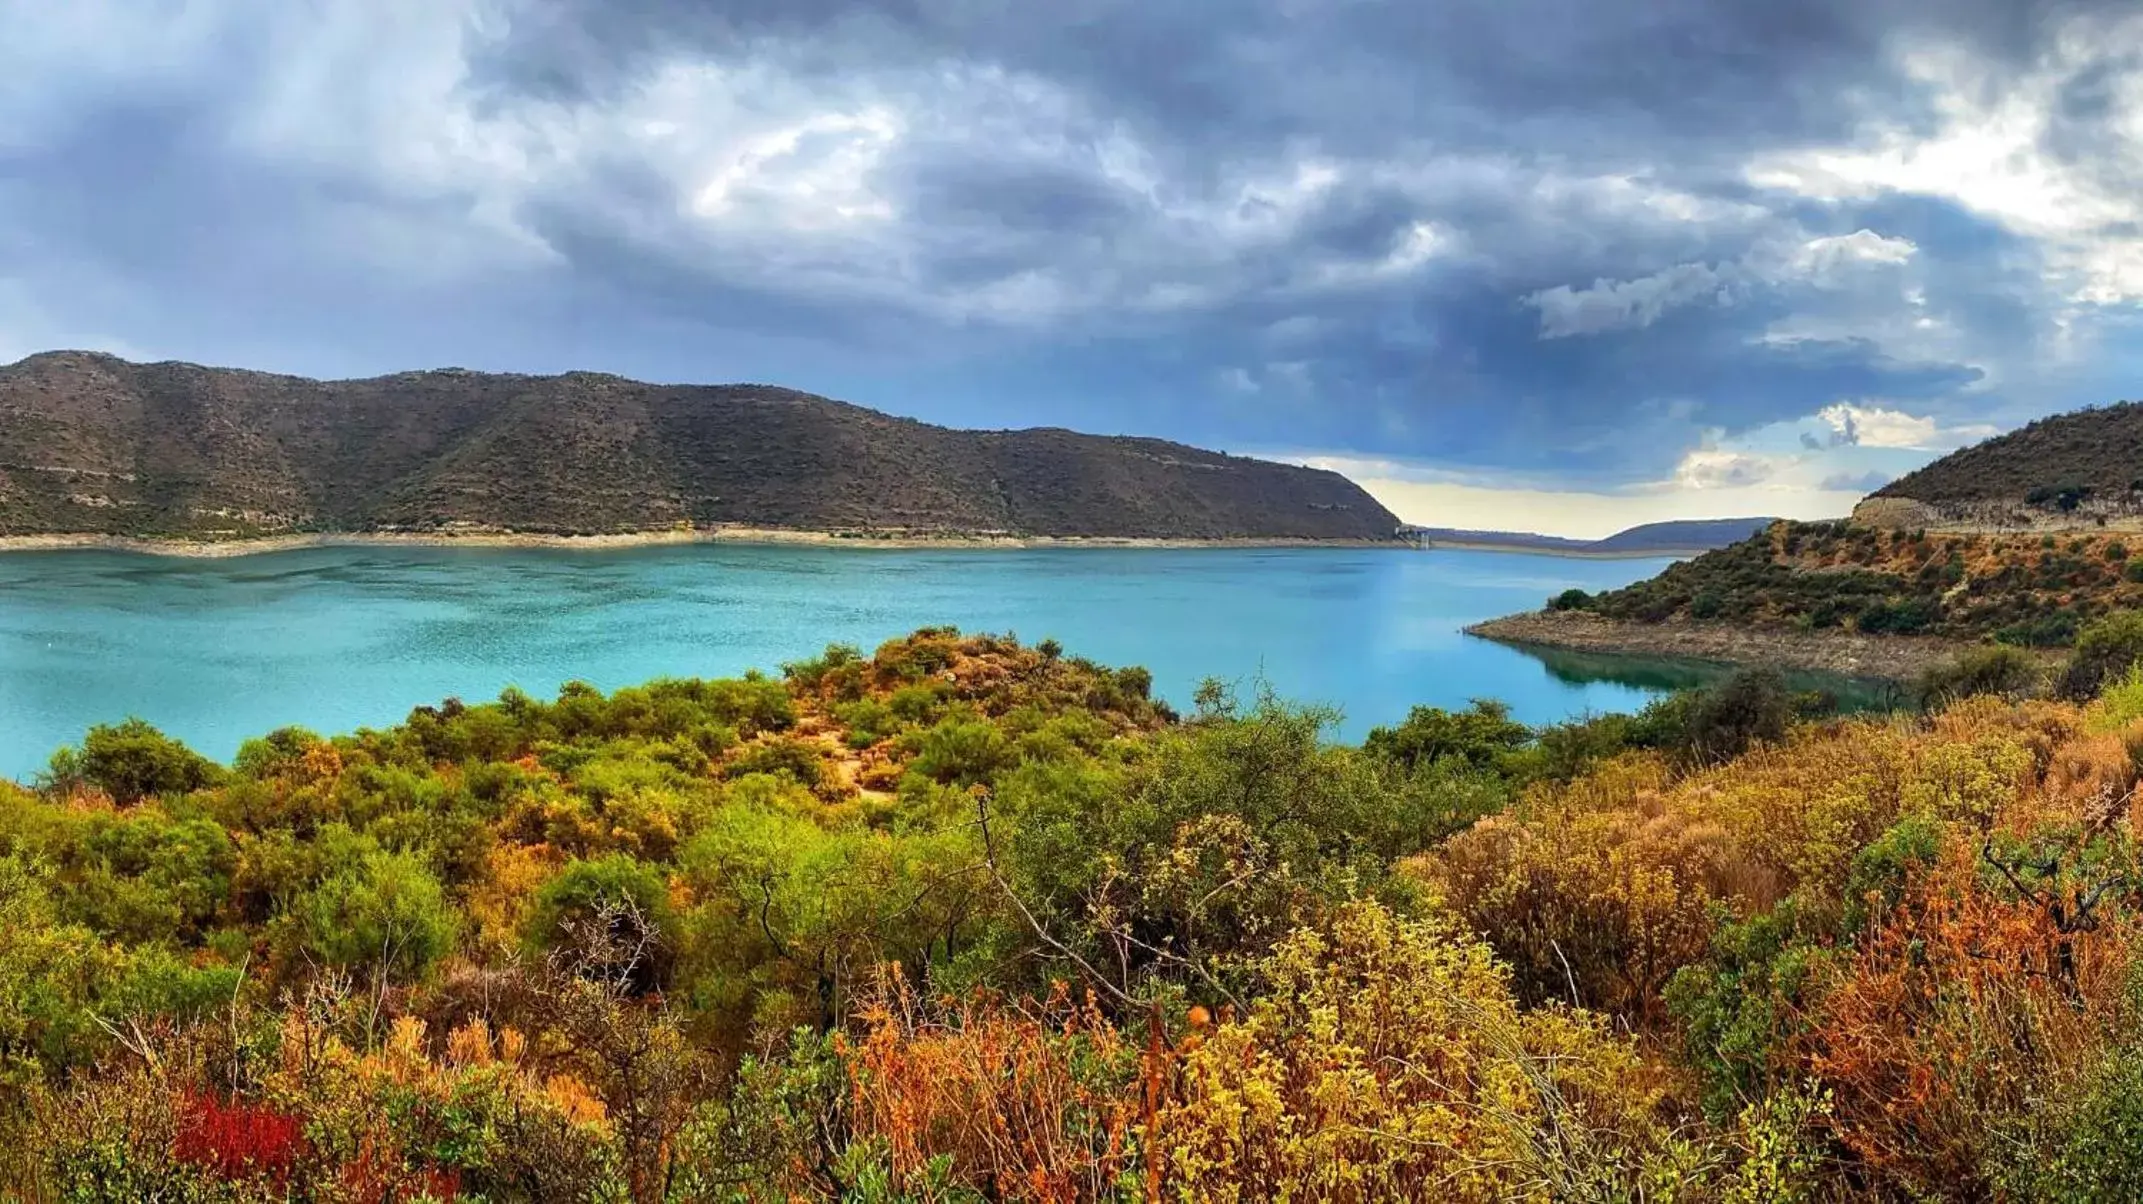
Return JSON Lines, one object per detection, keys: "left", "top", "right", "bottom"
{"left": 839, "top": 972, "right": 1141, "bottom": 1202}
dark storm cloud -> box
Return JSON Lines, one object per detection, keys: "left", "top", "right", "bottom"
{"left": 4, "top": 0, "right": 2143, "bottom": 493}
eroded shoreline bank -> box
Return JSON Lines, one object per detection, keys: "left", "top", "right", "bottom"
{"left": 1464, "top": 609, "right": 2050, "bottom": 681}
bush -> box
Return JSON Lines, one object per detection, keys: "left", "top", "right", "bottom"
{"left": 1548, "top": 588, "right": 1593, "bottom": 612}
{"left": 527, "top": 854, "right": 677, "bottom": 993}
{"left": 908, "top": 718, "right": 1012, "bottom": 787}
{"left": 725, "top": 736, "right": 829, "bottom": 792}
{"left": 44, "top": 719, "right": 222, "bottom": 802}
{"left": 298, "top": 850, "right": 457, "bottom": 982}
{"left": 1914, "top": 645, "right": 2041, "bottom": 711}
{"left": 1997, "top": 610, "right": 2082, "bottom": 648}
{"left": 1683, "top": 670, "right": 1796, "bottom": 764}
{"left": 1998, "top": 1043, "right": 2143, "bottom": 1200}
{"left": 2058, "top": 611, "right": 2143, "bottom": 699}
{"left": 1856, "top": 598, "right": 1936, "bottom": 635}
{"left": 1364, "top": 699, "right": 1532, "bottom": 771}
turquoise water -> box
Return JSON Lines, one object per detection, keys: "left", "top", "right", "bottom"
{"left": 0, "top": 544, "right": 1694, "bottom": 779}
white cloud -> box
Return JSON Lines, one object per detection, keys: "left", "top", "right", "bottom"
{"left": 1815, "top": 402, "right": 1999, "bottom": 450}
{"left": 1524, "top": 228, "right": 1917, "bottom": 338}
{"left": 1744, "top": 14, "right": 2143, "bottom": 302}
{"left": 1783, "top": 230, "right": 1918, "bottom": 284}
{"left": 1673, "top": 448, "right": 1775, "bottom": 489}
{"left": 1527, "top": 261, "right": 1735, "bottom": 338}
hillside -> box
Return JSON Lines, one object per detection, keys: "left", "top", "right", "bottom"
{"left": 10, "top": 628, "right": 2143, "bottom": 1198}
{"left": 1473, "top": 402, "right": 2143, "bottom": 676}
{"left": 1408, "top": 516, "right": 1777, "bottom": 554}
{"left": 1867, "top": 399, "right": 2143, "bottom": 527}
{"left": 1592, "top": 516, "right": 1778, "bottom": 551}
{"left": 1515, "top": 522, "right": 2143, "bottom": 641}
{"left": 0, "top": 351, "right": 1399, "bottom": 542}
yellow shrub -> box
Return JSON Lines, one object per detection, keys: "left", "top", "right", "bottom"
{"left": 1158, "top": 900, "right": 1675, "bottom": 1203}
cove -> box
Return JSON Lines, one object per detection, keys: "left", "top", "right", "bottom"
{"left": 3, "top": 543, "right": 1699, "bottom": 779}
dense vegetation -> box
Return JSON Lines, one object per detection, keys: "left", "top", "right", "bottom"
{"left": 0, "top": 351, "right": 1398, "bottom": 542}
{"left": 1876, "top": 398, "right": 2143, "bottom": 511}
{"left": 1553, "top": 520, "right": 2143, "bottom": 648}
{"left": 13, "top": 626, "right": 2143, "bottom": 1199}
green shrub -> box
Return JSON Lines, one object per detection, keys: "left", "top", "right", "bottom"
{"left": 44, "top": 719, "right": 222, "bottom": 803}
{"left": 1855, "top": 598, "right": 1936, "bottom": 635}
{"left": 1364, "top": 700, "right": 1532, "bottom": 772}
{"left": 908, "top": 718, "right": 1013, "bottom": 787}
{"left": 527, "top": 854, "right": 677, "bottom": 992}
{"left": 2058, "top": 611, "right": 2143, "bottom": 699}
{"left": 1647, "top": 670, "right": 1799, "bottom": 765}
{"left": 726, "top": 736, "right": 829, "bottom": 792}
{"left": 1997, "top": 610, "right": 2082, "bottom": 648}
{"left": 297, "top": 849, "right": 457, "bottom": 982}
{"left": 1996, "top": 1042, "right": 2143, "bottom": 1201}
{"left": 832, "top": 698, "right": 902, "bottom": 749}
{"left": 1914, "top": 645, "right": 2041, "bottom": 711}
{"left": 1548, "top": 588, "right": 1593, "bottom": 612}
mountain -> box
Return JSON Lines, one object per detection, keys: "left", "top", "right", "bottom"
{"left": 0, "top": 351, "right": 1400, "bottom": 542}
{"left": 1405, "top": 517, "right": 1777, "bottom": 554}
{"left": 1590, "top": 518, "right": 1780, "bottom": 552}
{"left": 1865, "top": 400, "right": 2143, "bottom": 527}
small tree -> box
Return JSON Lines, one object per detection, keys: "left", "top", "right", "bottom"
{"left": 299, "top": 850, "right": 456, "bottom": 983}
{"left": 2059, "top": 611, "right": 2143, "bottom": 699}
{"left": 45, "top": 719, "right": 221, "bottom": 802}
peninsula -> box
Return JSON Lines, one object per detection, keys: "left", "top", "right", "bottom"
{"left": 1471, "top": 398, "right": 2143, "bottom": 680}
{"left": 0, "top": 351, "right": 1401, "bottom": 548}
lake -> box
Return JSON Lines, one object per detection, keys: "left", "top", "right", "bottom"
{"left": 1, "top": 543, "right": 1743, "bottom": 780}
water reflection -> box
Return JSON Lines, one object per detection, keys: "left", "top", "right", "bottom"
{"left": 1505, "top": 643, "right": 1909, "bottom": 713}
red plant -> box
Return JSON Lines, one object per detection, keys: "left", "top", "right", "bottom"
{"left": 173, "top": 1090, "right": 307, "bottom": 1185}
{"left": 415, "top": 1165, "right": 464, "bottom": 1201}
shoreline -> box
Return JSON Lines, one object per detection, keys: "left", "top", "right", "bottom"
{"left": 1463, "top": 609, "right": 2051, "bottom": 682}
{"left": 0, "top": 527, "right": 1416, "bottom": 559}
{"left": 1418, "top": 539, "right": 1711, "bottom": 560}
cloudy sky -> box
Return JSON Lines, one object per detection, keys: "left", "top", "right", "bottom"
{"left": 7, "top": 1, "right": 2143, "bottom": 536}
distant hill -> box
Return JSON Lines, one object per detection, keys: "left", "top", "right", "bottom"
{"left": 0, "top": 351, "right": 1400, "bottom": 542}
{"left": 1407, "top": 517, "right": 1777, "bottom": 554}
{"left": 1867, "top": 400, "right": 2143, "bottom": 528}
{"left": 1592, "top": 518, "right": 1781, "bottom": 552}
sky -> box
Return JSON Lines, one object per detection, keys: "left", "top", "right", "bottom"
{"left": 6, "top": 2, "right": 2143, "bottom": 537}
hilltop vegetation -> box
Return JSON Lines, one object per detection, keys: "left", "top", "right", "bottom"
{"left": 0, "top": 351, "right": 1397, "bottom": 542}
{"left": 12, "top": 627, "right": 2143, "bottom": 1199}
{"left": 1552, "top": 520, "right": 2143, "bottom": 650}
{"left": 1875, "top": 399, "right": 2143, "bottom": 520}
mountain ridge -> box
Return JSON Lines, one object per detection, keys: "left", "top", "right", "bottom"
{"left": 0, "top": 350, "right": 1401, "bottom": 542}
{"left": 1405, "top": 517, "right": 1779, "bottom": 554}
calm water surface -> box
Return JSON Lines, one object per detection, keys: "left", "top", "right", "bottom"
{"left": 0, "top": 544, "right": 1706, "bottom": 778}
